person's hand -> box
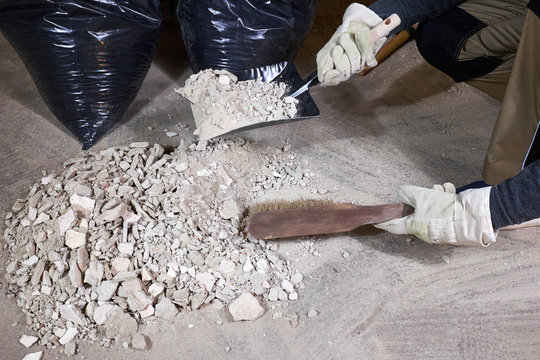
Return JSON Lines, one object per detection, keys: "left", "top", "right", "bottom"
{"left": 374, "top": 183, "right": 497, "bottom": 246}
{"left": 316, "top": 3, "right": 387, "bottom": 86}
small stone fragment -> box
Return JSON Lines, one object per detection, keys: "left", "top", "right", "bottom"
{"left": 97, "top": 281, "right": 119, "bottom": 301}
{"left": 57, "top": 209, "right": 76, "bottom": 236}
{"left": 290, "top": 272, "right": 303, "bottom": 285}
{"left": 307, "top": 310, "right": 319, "bottom": 318}
{"left": 23, "top": 256, "right": 39, "bottom": 267}
{"left": 93, "top": 303, "right": 116, "bottom": 325}
{"left": 69, "top": 194, "right": 95, "bottom": 218}
{"left": 84, "top": 261, "right": 104, "bottom": 286}
{"left": 59, "top": 304, "right": 87, "bottom": 326}
{"left": 196, "top": 272, "right": 216, "bottom": 291}
{"left": 104, "top": 308, "right": 138, "bottom": 340}
{"left": 111, "top": 258, "right": 130, "bottom": 275}
{"left": 22, "top": 351, "right": 42, "bottom": 360}
{"left": 59, "top": 327, "right": 79, "bottom": 345}
{"left": 220, "top": 199, "right": 240, "bottom": 219}
{"left": 19, "top": 335, "right": 38, "bottom": 348}
{"left": 65, "top": 230, "right": 86, "bottom": 249}
{"left": 228, "top": 292, "right": 264, "bottom": 321}
{"left": 148, "top": 283, "right": 165, "bottom": 298}
{"left": 155, "top": 298, "right": 178, "bottom": 321}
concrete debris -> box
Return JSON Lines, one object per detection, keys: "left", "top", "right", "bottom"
{"left": 59, "top": 327, "right": 78, "bottom": 345}
{"left": 176, "top": 69, "right": 299, "bottom": 140}
{"left": 155, "top": 298, "right": 178, "bottom": 321}
{"left": 21, "top": 351, "right": 42, "bottom": 360}
{"left": 228, "top": 292, "right": 264, "bottom": 321}
{"left": 93, "top": 303, "right": 116, "bottom": 325}
{"left": 59, "top": 304, "right": 87, "bottom": 326}
{"left": 69, "top": 194, "right": 95, "bottom": 219}
{"left": 132, "top": 333, "right": 151, "bottom": 351}
{"left": 3, "top": 139, "right": 318, "bottom": 349}
{"left": 64, "top": 229, "right": 86, "bottom": 249}
{"left": 19, "top": 335, "right": 38, "bottom": 348}
{"left": 104, "top": 308, "right": 138, "bottom": 340}
{"left": 307, "top": 310, "right": 319, "bottom": 318}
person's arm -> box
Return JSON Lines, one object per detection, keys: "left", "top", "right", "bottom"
{"left": 490, "top": 160, "right": 540, "bottom": 228}
{"left": 316, "top": 0, "right": 467, "bottom": 86}
{"left": 369, "top": 0, "right": 468, "bottom": 34}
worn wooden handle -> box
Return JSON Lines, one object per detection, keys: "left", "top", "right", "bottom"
{"left": 247, "top": 203, "right": 414, "bottom": 240}
{"left": 358, "top": 28, "right": 412, "bottom": 76}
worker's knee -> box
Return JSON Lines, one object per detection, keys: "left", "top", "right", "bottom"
{"left": 415, "top": 7, "right": 504, "bottom": 83}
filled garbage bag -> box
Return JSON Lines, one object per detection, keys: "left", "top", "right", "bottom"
{"left": 0, "top": 1, "right": 161, "bottom": 149}
{"left": 175, "top": 0, "right": 318, "bottom": 79}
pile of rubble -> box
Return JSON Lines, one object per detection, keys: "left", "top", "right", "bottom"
{"left": 3, "top": 138, "right": 315, "bottom": 353}
{"left": 176, "top": 69, "right": 299, "bottom": 140}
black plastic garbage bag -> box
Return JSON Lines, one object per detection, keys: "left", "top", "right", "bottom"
{"left": 175, "top": 0, "right": 317, "bottom": 79}
{"left": 0, "top": 1, "right": 161, "bottom": 149}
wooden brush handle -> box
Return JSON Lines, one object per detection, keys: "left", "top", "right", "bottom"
{"left": 248, "top": 203, "right": 413, "bottom": 240}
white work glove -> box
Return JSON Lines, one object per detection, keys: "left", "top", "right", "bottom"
{"left": 374, "top": 183, "right": 498, "bottom": 246}
{"left": 316, "top": 3, "right": 387, "bottom": 86}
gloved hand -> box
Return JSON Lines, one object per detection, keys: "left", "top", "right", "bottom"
{"left": 316, "top": 3, "right": 387, "bottom": 86}
{"left": 374, "top": 183, "right": 498, "bottom": 246}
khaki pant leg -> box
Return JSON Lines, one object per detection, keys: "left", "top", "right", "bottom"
{"left": 458, "top": 0, "right": 527, "bottom": 101}
{"left": 482, "top": 10, "right": 540, "bottom": 184}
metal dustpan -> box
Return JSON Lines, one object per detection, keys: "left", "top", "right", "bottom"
{"left": 213, "top": 61, "right": 321, "bottom": 138}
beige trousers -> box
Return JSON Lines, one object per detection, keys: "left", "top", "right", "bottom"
{"left": 457, "top": 0, "right": 540, "bottom": 185}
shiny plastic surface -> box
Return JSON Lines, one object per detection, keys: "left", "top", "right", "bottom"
{"left": 175, "top": 0, "right": 318, "bottom": 78}
{"left": 0, "top": 1, "right": 161, "bottom": 149}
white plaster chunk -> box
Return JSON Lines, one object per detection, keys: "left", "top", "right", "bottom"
{"left": 84, "top": 261, "right": 104, "bottom": 286}
{"left": 148, "top": 283, "right": 165, "bottom": 298}
{"left": 281, "top": 279, "right": 295, "bottom": 293}
{"left": 228, "top": 292, "right": 264, "bottom": 321}
{"left": 59, "top": 326, "right": 79, "bottom": 345}
{"left": 69, "top": 194, "right": 95, "bottom": 219}
{"left": 196, "top": 272, "right": 216, "bottom": 291}
{"left": 117, "top": 242, "right": 135, "bottom": 256}
{"left": 59, "top": 304, "right": 87, "bottom": 326}
{"left": 122, "top": 211, "right": 141, "bottom": 225}
{"left": 291, "top": 272, "right": 303, "bottom": 284}
{"left": 93, "top": 303, "right": 116, "bottom": 325}
{"left": 19, "top": 335, "right": 38, "bottom": 348}
{"left": 65, "top": 230, "right": 86, "bottom": 249}
{"left": 111, "top": 257, "right": 130, "bottom": 275}
{"left": 104, "top": 308, "right": 138, "bottom": 340}
{"left": 139, "top": 305, "right": 155, "bottom": 319}
{"left": 127, "top": 290, "right": 154, "bottom": 311}
{"left": 219, "top": 259, "right": 235, "bottom": 275}
{"left": 23, "top": 256, "right": 39, "bottom": 267}
{"left": 97, "top": 281, "right": 119, "bottom": 301}
{"left": 220, "top": 199, "right": 240, "bottom": 219}
{"left": 22, "top": 351, "right": 43, "bottom": 360}
{"left": 95, "top": 203, "right": 128, "bottom": 224}
{"left": 243, "top": 258, "right": 254, "bottom": 272}
{"left": 155, "top": 298, "right": 178, "bottom": 320}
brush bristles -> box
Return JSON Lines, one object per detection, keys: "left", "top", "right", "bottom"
{"left": 249, "top": 198, "right": 334, "bottom": 215}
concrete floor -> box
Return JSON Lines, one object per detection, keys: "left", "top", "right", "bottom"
{"left": 2, "top": 2, "right": 540, "bottom": 359}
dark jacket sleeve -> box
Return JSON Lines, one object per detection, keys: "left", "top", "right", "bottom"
{"left": 369, "top": 0, "right": 468, "bottom": 33}
{"left": 490, "top": 160, "right": 540, "bottom": 229}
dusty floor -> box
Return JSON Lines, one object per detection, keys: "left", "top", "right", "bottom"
{"left": 2, "top": 2, "right": 540, "bottom": 359}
